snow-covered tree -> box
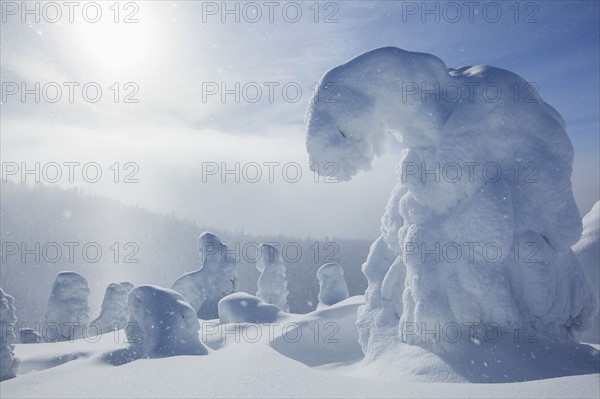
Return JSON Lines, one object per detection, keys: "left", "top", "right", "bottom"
{"left": 317, "top": 263, "right": 349, "bottom": 308}
{"left": 306, "top": 47, "right": 598, "bottom": 354}
{"left": 91, "top": 282, "right": 134, "bottom": 334}
{"left": 574, "top": 201, "right": 600, "bottom": 344}
{"left": 356, "top": 237, "right": 403, "bottom": 355}
{"left": 0, "top": 288, "right": 20, "bottom": 380}
{"left": 171, "top": 232, "right": 238, "bottom": 319}
{"left": 44, "top": 272, "right": 90, "bottom": 341}
{"left": 126, "top": 285, "right": 208, "bottom": 358}
{"left": 255, "top": 243, "right": 289, "bottom": 312}
{"left": 19, "top": 328, "right": 41, "bottom": 344}
{"left": 119, "top": 281, "right": 135, "bottom": 292}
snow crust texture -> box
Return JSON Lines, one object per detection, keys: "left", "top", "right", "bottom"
{"left": 305, "top": 47, "right": 599, "bottom": 354}
{"left": 317, "top": 263, "right": 349, "bottom": 307}
{"left": 126, "top": 285, "right": 208, "bottom": 358}
{"left": 255, "top": 243, "right": 289, "bottom": 312}
{"left": 0, "top": 288, "right": 19, "bottom": 380}
{"left": 171, "top": 232, "right": 238, "bottom": 319}
{"left": 44, "top": 272, "right": 90, "bottom": 342}
{"left": 574, "top": 201, "right": 600, "bottom": 343}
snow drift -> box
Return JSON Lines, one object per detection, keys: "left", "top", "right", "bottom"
{"left": 255, "top": 243, "right": 289, "bottom": 312}
{"left": 574, "top": 201, "right": 600, "bottom": 343}
{"left": 305, "top": 47, "right": 598, "bottom": 355}
{"left": 0, "top": 288, "right": 19, "bottom": 380}
{"left": 126, "top": 285, "right": 208, "bottom": 358}
{"left": 44, "top": 272, "right": 90, "bottom": 342}
{"left": 317, "top": 263, "right": 349, "bottom": 308}
{"left": 171, "top": 232, "right": 238, "bottom": 319}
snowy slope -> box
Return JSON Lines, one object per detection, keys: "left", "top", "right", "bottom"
{"left": 2, "top": 296, "right": 599, "bottom": 398}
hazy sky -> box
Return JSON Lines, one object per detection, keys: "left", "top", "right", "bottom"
{"left": 1, "top": 0, "right": 598, "bottom": 239}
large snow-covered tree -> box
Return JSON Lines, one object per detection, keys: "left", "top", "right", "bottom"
{"left": 305, "top": 47, "right": 598, "bottom": 355}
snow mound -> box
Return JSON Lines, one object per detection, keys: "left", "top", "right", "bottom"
{"left": 306, "top": 47, "right": 598, "bottom": 355}
{"left": 574, "top": 201, "right": 600, "bottom": 343}
{"left": 271, "top": 296, "right": 365, "bottom": 367}
{"left": 0, "top": 288, "right": 20, "bottom": 380}
{"left": 171, "top": 232, "right": 238, "bottom": 319}
{"left": 126, "top": 285, "right": 208, "bottom": 358}
{"left": 317, "top": 263, "right": 349, "bottom": 308}
{"left": 255, "top": 243, "right": 289, "bottom": 312}
{"left": 91, "top": 282, "right": 134, "bottom": 334}
{"left": 218, "top": 292, "right": 283, "bottom": 324}
{"left": 44, "top": 272, "right": 90, "bottom": 342}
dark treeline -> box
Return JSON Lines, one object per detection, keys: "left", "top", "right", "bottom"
{"left": 0, "top": 181, "right": 371, "bottom": 325}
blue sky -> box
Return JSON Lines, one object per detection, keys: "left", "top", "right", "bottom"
{"left": 1, "top": 0, "right": 598, "bottom": 239}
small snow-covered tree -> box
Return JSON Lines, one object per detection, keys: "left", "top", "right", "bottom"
{"left": 356, "top": 237, "right": 403, "bottom": 355}
{"left": 0, "top": 288, "right": 20, "bottom": 380}
{"left": 171, "top": 232, "right": 238, "bottom": 319}
{"left": 119, "top": 282, "right": 135, "bottom": 292}
{"left": 44, "top": 272, "right": 90, "bottom": 341}
{"left": 91, "top": 282, "right": 133, "bottom": 334}
{"left": 574, "top": 201, "right": 600, "bottom": 344}
{"left": 126, "top": 285, "right": 208, "bottom": 358}
{"left": 19, "top": 328, "right": 41, "bottom": 344}
{"left": 218, "top": 292, "right": 282, "bottom": 324}
{"left": 255, "top": 243, "right": 289, "bottom": 312}
{"left": 317, "top": 263, "right": 349, "bottom": 308}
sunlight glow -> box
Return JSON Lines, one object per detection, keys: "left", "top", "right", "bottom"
{"left": 73, "top": 10, "right": 157, "bottom": 73}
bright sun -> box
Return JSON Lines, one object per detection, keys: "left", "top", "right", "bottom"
{"left": 73, "top": 8, "right": 157, "bottom": 74}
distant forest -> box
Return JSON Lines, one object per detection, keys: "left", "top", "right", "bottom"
{"left": 0, "top": 181, "right": 371, "bottom": 325}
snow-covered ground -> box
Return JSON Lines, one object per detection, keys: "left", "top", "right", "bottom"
{"left": 2, "top": 296, "right": 599, "bottom": 398}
